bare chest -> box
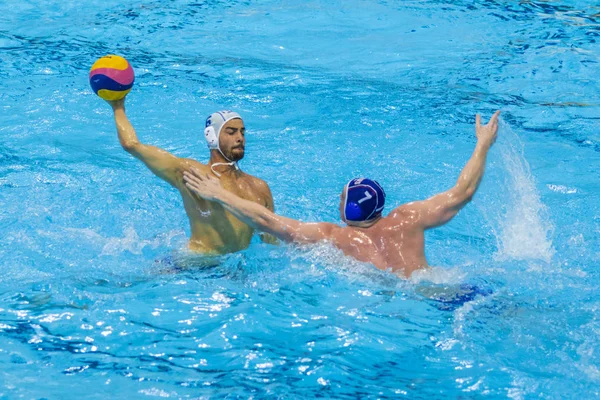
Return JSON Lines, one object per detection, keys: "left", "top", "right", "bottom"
{"left": 220, "top": 176, "right": 264, "bottom": 204}
{"left": 181, "top": 174, "right": 265, "bottom": 216}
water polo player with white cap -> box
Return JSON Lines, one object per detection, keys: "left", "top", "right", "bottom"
{"left": 204, "top": 110, "right": 244, "bottom": 176}
{"left": 184, "top": 110, "right": 501, "bottom": 277}
{"left": 102, "top": 97, "right": 277, "bottom": 255}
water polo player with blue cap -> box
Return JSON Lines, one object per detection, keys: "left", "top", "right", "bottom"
{"left": 342, "top": 178, "right": 386, "bottom": 226}
{"left": 184, "top": 110, "right": 501, "bottom": 277}
{"left": 101, "top": 95, "right": 277, "bottom": 254}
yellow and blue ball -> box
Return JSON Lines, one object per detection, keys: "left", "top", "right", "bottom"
{"left": 89, "top": 55, "right": 135, "bottom": 100}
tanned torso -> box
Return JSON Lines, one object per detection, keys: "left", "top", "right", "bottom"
{"left": 106, "top": 99, "right": 275, "bottom": 256}
{"left": 176, "top": 160, "right": 271, "bottom": 254}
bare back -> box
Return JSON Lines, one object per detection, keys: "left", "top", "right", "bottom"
{"left": 331, "top": 208, "right": 427, "bottom": 276}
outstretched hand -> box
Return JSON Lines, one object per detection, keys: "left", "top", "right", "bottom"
{"left": 475, "top": 110, "right": 501, "bottom": 147}
{"left": 183, "top": 168, "right": 224, "bottom": 202}
{"left": 105, "top": 98, "right": 125, "bottom": 110}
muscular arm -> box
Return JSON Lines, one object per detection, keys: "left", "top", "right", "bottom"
{"left": 257, "top": 182, "right": 280, "bottom": 244}
{"left": 109, "top": 99, "right": 183, "bottom": 187}
{"left": 401, "top": 111, "right": 500, "bottom": 229}
{"left": 184, "top": 170, "right": 337, "bottom": 244}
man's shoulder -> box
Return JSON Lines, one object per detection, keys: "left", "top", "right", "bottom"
{"left": 180, "top": 158, "right": 207, "bottom": 170}
{"left": 384, "top": 204, "right": 421, "bottom": 224}
{"left": 315, "top": 222, "right": 343, "bottom": 237}
{"left": 244, "top": 173, "right": 271, "bottom": 192}
{"left": 171, "top": 159, "right": 208, "bottom": 189}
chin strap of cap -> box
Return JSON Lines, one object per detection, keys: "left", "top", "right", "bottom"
{"left": 210, "top": 160, "right": 239, "bottom": 177}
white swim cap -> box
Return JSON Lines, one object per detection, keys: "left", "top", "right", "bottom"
{"left": 204, "top": 110, "right": 242, "bottom": 150}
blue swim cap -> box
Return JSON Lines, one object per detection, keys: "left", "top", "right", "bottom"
{"left": 343, "top": 178, "right": 386, "bottom": 223}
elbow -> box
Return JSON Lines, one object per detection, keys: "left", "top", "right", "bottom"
{"left": 464, "top": 188, "right": 475, "bottom": 203}
{"left": 452, "top": 185, "right": 474, "bottom": 204}
{"left": 120, "top": 140, "right": 140, "bottom": 153}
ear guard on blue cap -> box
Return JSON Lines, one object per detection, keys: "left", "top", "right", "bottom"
{"left": 345, "top": 202, "right": 364, "bottom": 221}
{"left": 343, "top": 178, "right": 386, "bottom": 224}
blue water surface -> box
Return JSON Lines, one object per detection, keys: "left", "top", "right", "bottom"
{"left": 1, "top": 0, "right": 600, "bottom": 398}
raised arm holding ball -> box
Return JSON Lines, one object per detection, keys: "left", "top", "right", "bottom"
{"left": 91, "top": 55, "right": 276, "bottom": 254}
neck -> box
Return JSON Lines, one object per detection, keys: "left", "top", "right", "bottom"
{"left": 209, "top": 152, "right": 240, "bottom": 175}
{"left": 346, "top": 217, "right": 381, "bottom": 229}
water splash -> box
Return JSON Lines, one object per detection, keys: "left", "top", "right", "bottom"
{"left": 410, "top": 266, "right": 468, "bottom": 285}
{"left": 493, "top": 121, "right": 555, "bottom": 262}
{"left": 37, "top": 226, "right": 186, "bottom": 256}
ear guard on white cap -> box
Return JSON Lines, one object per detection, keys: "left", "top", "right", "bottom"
{"left": 204, "top": 126, "right": 218, "bottom": 149}
{"left": 204, "top": 110, "right": 242, "bottom": 151}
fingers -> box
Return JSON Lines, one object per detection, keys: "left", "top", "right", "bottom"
{"left": 190, "top": 167, "right": 204, "bottom": 178}
{"left": 183, "top": 170, "right": 195, "bottom": 181}
{"left": 187, "top": 167, "right": 221, "bottom": 180}
{"left": 206, "top": 172, "right": 220, "bottom": 182}
{"left": 489, "top": 110, "right": 501, "bottom": 125}
{"left": 476, "top": 110, "right": 501, "bottom": 126}
{"left": 183, "top": 170, "right": 203, "bottom": 186}
{"left": 183, "top": 180, "right": 200, "bottom": 195}
{"left": 184, "top": 182, "right": 196, "bottom": 192}
{"left": 183, "top": 168, "right": 221, "bottom": 193}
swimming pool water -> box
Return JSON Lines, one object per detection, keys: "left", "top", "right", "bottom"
{"left": 1, "top": 0, "right": 600, "bottom": 398}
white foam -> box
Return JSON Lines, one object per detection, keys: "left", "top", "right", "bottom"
{"left": 38, "top": 226, "right": 186, "bottom": 256}
{"left": 492, "top": 121, "right": 555, "bottom": 262}
{"left": 289, "top": 242, "right": 401, "bottom": 286}
{"left": 547, "top": 184, "right": 577, "bottom": 194}
{"left": 409, "top": 265, "right": 467, "bottom": 285}
{"left": 99, "top": 226, "right": 180, "bottom": 256}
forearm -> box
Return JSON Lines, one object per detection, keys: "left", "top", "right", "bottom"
{"left": 454, "top": 141, "right": 490, "bottom": 197}
{"left": 215, "top": 191, "right": 295, "bottom": 241}
{"left": 410, "top": 113, "right": 499, "bottom": 229}
{"left": 112, "top": 106, "right": 141, "bottom": 151}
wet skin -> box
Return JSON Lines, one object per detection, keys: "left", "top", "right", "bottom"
{"left": 184, "top": 111, "right": 500, "bottom": 277}
{"left": 107, "top": 98, "right": 275, "bottom": 254}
